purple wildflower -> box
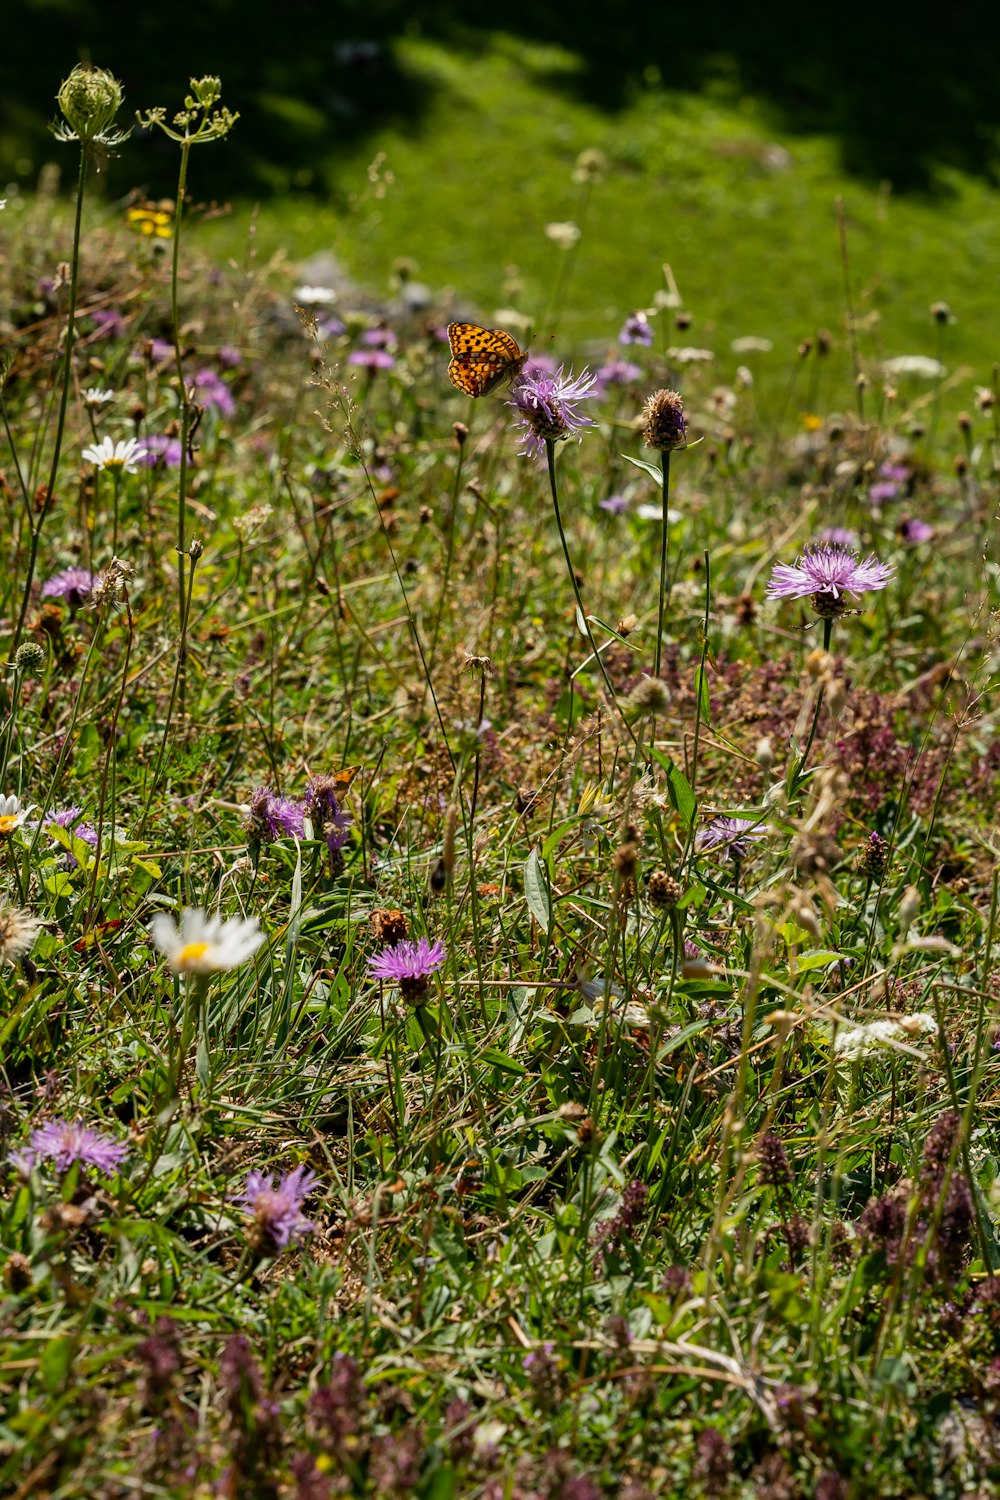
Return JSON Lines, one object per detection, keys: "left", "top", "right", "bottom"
{"left": 304, "top": 775, "right": 352, "bottom": 856}
{"left": 89, "top": 308, "right": 126, "bottom": 340}
{"left": 360, "top": 326, "right": 397, "bottom": 349}
{"left": 818, "top": 526, "right": 858, "bottom": 548}
{"left": 369, "top": 936, "right": 446, "bottom": 1003}
{"left": 765, "top": 544, "right": 894, "bottom": 618}
{"left": 507, "top": 363, "right": 597, "bottom": 460}
{"left": 236, "top": 1164, "right": 316, "bottom": 1254}
{"left": 898, "top": 517, "right": 934, "bottom": 544}
{"left": 146, "top": 338, "right": 174, "bottom": 363}
{"left": 138, "top": 435, "right": 183, "bottom": 468}
{"left": 619, "top": 312, "right": 653, "bottom": 347}
{"left": 217, "top": 345, "right": 242, "bottom": 368}
{"left": 696, "top": 815, "right": 765, "bottom": 861}
{"left": 599, "top": 493, "right": 629, "bottom": 514}
{"left": 880, "top": 462, "right": 909, "bottom": 483}
{"left": 869, "top": 481, "right": 899, "bottom": 506}
{"left": 348, "top": 348, "right": 395, "bottom": 370}
{"left": 14, "top": 1117, "right": 127, "bottom": 1176}
{"left": 192, "top": 369, "right": 236, "bottom": 417}
{"left": 41, "top": 567, "right": 96, "bottom": 607}
{"left": 595, "top": 358, "right": 642, "bottom": 394}
{"left": 245, "top": 787, "right": 306, "bottom": 843}
{"left": 316, "top": 314, "right": 346, "bottom": 339}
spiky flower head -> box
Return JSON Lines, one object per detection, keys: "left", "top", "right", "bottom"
{"left": 647, "top": 869, "right": 682, "bottom": 910}
{"left": 54, "top": 65, "right": 128, "bottom": 148}
{"left": 619, "top": 311, "right": 654, "bottom": 347}
{"left": 150, "top": 907, "right": 264, "bottom": 975}
{"left": 765, "top": 544, "right": 894, "bottom": 618}
{"left": 642, "top": 388, "right": 687, "bottom": 451}
{"left": 41, "top": 567, "right": 96, "bottom": 607}
{"left": 304, "top": 775, "right": 352, "bottom": 856}
{"left": 507, "top": 364, "right": 597, "bottom": 461}
{"left": 13, "top": 1117, "right": 127, "bottom": 1177}
{"left": 857, "top": 831, "right": 891, "bottom": 880}
{"left": 0, "top": 907, "right": 42, "bottom": 965}
{"left": 245, "top": 787, "right": 305, "bottom": 843}
{"left": 369, "top": 936, "right": 446, "bottom": 1004}
{"left": 236, "top": 1164, "right": 317, "bottom": 1254}
{"left": 13, "top": 643, "right": 45, "bottom": 677}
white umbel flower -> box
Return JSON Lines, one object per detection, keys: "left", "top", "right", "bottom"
{"left": 0, "top": 794, "right": 35, "bottom": 836}
{"left": 150, "top": 907, "right": 264, "bottom": 975}
{"left": 81, "top": 435, "right": 145, "bottom": 472}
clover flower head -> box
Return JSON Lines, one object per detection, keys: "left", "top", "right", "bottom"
{"left": 81, "top": 435, "right": 146, "bottom": 473}
{"left": 14, "top": 1117, "right": 127, "bottom": 1176}
{"left": 236, "top": 1164, "right": 317, "bottom": 1253}
{"left": 150, "top": 907, "right": 264, "bottom": 975}
{"left": 765, "top": 544, "right": 894, "bottom": 618}
{"left": 507, "top": 363, "right": 596, "bottom": 460}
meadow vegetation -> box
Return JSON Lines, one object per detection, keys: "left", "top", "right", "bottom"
{"left": 0, "top": 59, "right": 999, "bottom": 1500}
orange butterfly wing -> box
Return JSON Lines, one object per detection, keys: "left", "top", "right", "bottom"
{"left": 447, "top": 322, "right": 528, "bottom": 398}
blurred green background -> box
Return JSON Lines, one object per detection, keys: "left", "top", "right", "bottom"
{"left": 3, "top": 2, "right": 1000, "bottom": 374}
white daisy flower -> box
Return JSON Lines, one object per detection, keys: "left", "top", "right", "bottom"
{"left": 150, "top": 907, "right": 265, "bottom": 975}
{"left": 82, "top": 387, "right": 116, "bottom": 408}
{"left": 81, "top": 435, "right": 146, "bottom": 473}
{"left": 0, "top": 794, "right": 35, "bottom": 836}
{"left": 293, "top": 285, "right": 336, "bottom": 305}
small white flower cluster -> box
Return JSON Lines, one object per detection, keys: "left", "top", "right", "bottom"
{"left": 834, "top": 1013, "right": 937, "bottom": 1061}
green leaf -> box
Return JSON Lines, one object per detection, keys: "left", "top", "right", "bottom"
{"left": 665, "top": 762, "right": 697, "bottom": 828}
{"left": 524, "top": 848, "right": 552, "bottom": 935}
{"left": 622, "top": 452, "right": 664, "bottom": 484}
{"left": 480, "top": 1048, "right": 526, "bottom": 1076}
{"left": 40, "top": 1334, "right": 74, "bottom": 1391}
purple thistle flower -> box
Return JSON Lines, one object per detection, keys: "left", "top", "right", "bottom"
{"left": 599, "top": 493, "right": 630, "bottom": 514}
{"left": 236, "top": 1164, "right": 317, "bottom": 1253}
{"left": 192, "top": 369, "right": 236, "bottom": 417}
{"left": 594, "top": 358, "right": 643, "bottom": 394}
{"left": 619, "top": 312, "right": 653, "bottom": 347}
{"left": 217, "top": 345, "right": 243, "bottom": 368}
{"left": 696, "top": 815, "right": 765, "bottom": 861}
{"left": 868, "top": 481, "right": 899, "bottom": 506}
{"left": 304, "top": 775, "right": 353, "bottom": 857}
{"left": 898, "top": 517, "right": 934, "bottom": 544}
{"left": 138, "top": 435, "right": 183, "bottom": 468}
{"left": 880, "top": 461, "right": 909, "bottom": 483}
{"left": 369, "top": 936, "right": 446, "bottom": 1003}
{"left": 507, "top": 364, "right": 597, "bottom": 460}
{"left": 316, "top": 314, "right": 346, "bottom": 339}
{"left": 41, "top": 567, "right": 96, "bottom": 607}
{"left": 765, "top": 544, "right": 894, "bottom": 618}
{"left": 245, "top": 787, "right": 306, "bottom": 843}
{"left": 14, "top": 1117, "right": 127, "bottom": 1176}
{"left": 348, "top": 348, "right": 395, "bottom": 370}
{"left": 146, "top": 338, "right": 175, "bottom": 363}
{"left": 360, "top": 326, "right": 397, "bottom": 349}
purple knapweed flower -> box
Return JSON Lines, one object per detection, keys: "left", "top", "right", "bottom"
{"left": 89, "top": 308, "right": 127, "bottom": 340}
{"left": 146, "top": 338, "right": 174, "bottom": 363}
{"left": 599, "top": 494, "right": 630, "bottom": 514}
{"left": 245, "top": 787, "right": 306, "bottom": 843}
{"left": 237, "top": 1164, "right": 317, "bottom": 1254}
{"left": 360, "top": 326, "right": 397, "bottom": 349}
{"left": 507, "top": 364, "right": 597, "bottom": 460}
{"left": 369, "top": 936, "right": 446, "bottom": 1003}
{"left": 594, "top": 358, "right": 642, "bottom": 393}
{"left": 348, "top": 348, "right": 395, "bottom": 370}
{"left": 765, "top": 544, "right": 894, "bottom": 618}
{"left": 818, "top": 526, "right": 858, "bottom": 549}
{"left": 317, "top": 314, "right": 346, "bottom": 340}
{"left": 880, "top": 462, "right": 909, "bottom": 484}
{"left": 869, "top": 481, "right": 899, "bottom": 506}
{"left": 696, "top": 815, "right": 765, "bottom": 861}
{"left": 41, "top": 567, "right": 96, "bottom": 607}
{"left": 13, "top": 1117, "right": 127, "bottom": 1177}
{"left": 138, "top": 435, "right": 183, "bottom": 468}
{"left": 44, "top": 807, "right": 99, "bottom": 867}
{"left": 304, "top": 775, "right": 352, "bottom": 857}
{"left": 192, "top": 369, "right": 236, "bottom": 417}
{"left": 619, "top": 312, "right": 653, "bottom": 347}
{"left": 898, "top": 517, "right": 934, "bottom": 544}
{"left": 217, "top": 345, "right": 242, "bottom": 368}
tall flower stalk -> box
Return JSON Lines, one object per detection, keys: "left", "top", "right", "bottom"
{"left": 10, "top": 66, "right": 128, "bottom": 656}
{"left": 641, "top": 389, "right": 687, "bottom": 679}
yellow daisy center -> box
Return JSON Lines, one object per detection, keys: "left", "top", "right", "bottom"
{"left": 177, "top": 941, "right": 211, "bottom": 966}
{"left": 0, "top": 815, "right": 19, "bottom": 834}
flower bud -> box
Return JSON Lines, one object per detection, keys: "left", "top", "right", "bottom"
{"left": 13, "top": 642, "right": 45, "bottom": 677}
{"left": 642, "top": 388, "right": 687, "bottom": 452}
{"left": 56, "top": 65, "right": 125, "bottom": 144}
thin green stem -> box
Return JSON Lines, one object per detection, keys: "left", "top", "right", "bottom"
{"left": 653, "top": 451, "right": 671, "bottom": 679}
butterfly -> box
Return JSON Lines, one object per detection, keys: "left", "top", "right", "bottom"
{"left": 447, "top": 321, "right": 529, "bottom": 398}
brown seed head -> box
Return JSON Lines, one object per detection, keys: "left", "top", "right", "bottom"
{"left": 642, "top": 388, "right": 687, "bottom": 452}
